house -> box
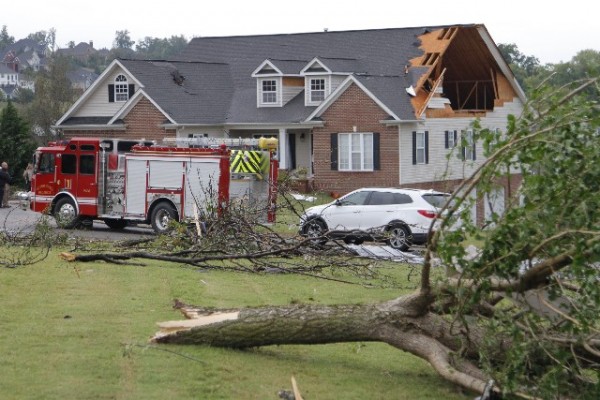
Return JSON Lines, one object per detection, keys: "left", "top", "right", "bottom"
{"left": 54, "top": 24, "right": 525, "bottom": 219}
{"left": 67, "top": 67, "right": 100, "bottom": 93}
{"left": 56, "top": 41, "right": 98, "bottom": 61}
{"left": 1, "top": 38, "right": 48, "bottom": 72}
{"left": 0, "top": 62, "right": 19, "bottom": 86}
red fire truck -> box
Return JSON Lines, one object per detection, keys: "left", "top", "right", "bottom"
{"left": 29, "top": 137, "right": 278, "bottom": 233}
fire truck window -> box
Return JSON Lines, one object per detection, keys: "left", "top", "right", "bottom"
{"left": 117, "top": 141, "right": 138, "bottom": 152}
{"left": 80, "top": 155, "right": 95, "bottom": 175}
{"left": 61, "top": 154, "right": 77, "bottom": 174}
{"left": 80, "top": 144, "right": 95, "bottom": 151}
{"left": 38, "top": 153, "right": 55, "bottom": 173}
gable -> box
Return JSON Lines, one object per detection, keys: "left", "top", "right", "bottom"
{"left": 408, "top": 26, "right": 525, "bottom": 118}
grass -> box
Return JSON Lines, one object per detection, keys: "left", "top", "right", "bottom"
{"left": 0, "top": 246, "right": 470, "bottom": 400}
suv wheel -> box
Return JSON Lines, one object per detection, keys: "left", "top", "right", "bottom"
{"left": 302, "top": 218, "right": 328, "bottom": 244}
{"left": 386, "top": 223, "right": 412, "bottom": 251}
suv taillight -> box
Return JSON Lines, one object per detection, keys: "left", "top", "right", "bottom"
{"left": 417, "top": 210, "right": 437, "bottom": 218}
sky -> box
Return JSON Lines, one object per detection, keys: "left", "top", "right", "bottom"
{"left": 5, "top": 0, "right": 599, "bottom": 64}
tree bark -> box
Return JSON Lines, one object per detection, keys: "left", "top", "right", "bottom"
{"left": 152, "top": 292, "right": 492, "bottom": 394}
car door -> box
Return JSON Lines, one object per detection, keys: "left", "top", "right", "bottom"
{"left": 321, "top": 190, "right": 371, "bottom": 231}
{"left": 357, "top": 191, "right": 401, "bottom": 231}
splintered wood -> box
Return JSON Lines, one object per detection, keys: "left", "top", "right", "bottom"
{"left": 152, "top": 309, "right": 239, "bottom": 342}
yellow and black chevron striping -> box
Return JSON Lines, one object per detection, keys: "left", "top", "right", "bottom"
{"left": 230, "top": 150, "right": 268, "bottom": 176}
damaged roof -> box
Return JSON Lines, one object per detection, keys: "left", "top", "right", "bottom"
{"left": 61, "top": 24, "right": 510, "bottom": 127}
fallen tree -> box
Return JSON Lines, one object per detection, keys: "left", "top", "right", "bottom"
{"left": 55, "top": 77, "right": 600, "bottom": 398}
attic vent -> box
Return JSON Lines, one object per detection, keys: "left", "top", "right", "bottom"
{"left": 171, "top": 70, "right": 185, "bottom": 86}
{"left": 422, "top": 53, "right": 440, "bottom": 66}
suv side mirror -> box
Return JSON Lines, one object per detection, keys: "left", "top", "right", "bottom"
{"left": 335, "top": 199, "right": 343, "bottom": 206}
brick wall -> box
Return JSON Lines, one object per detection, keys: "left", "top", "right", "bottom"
{"left": 62, "top": 98, "right": 176, "bottom": 141}
{"left": 313, "top": 84, "right": 399, "bottom": 196}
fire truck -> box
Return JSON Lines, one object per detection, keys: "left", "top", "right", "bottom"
{"left": 29, "top": 137, "right": 278, "bottom": 233}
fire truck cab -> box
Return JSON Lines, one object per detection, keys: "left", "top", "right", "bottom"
{"left": 29, "top": 137, "right": 277, "bottom": 233}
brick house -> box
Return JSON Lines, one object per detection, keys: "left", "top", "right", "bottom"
{"left": 55, "top": 24, "right": 525, "bottom": 219}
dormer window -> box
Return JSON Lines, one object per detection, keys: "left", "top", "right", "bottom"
{"left": 257, "top": 77, "right": 281, "bottom": 107}
{"left": 108, "top": 74, "right": 134, "bottom": 103}
{"left": 309, "top": 78, "right": 326, "bottom": 102}
{"left": 305, "top": 76, "right": 330, "bottom": 106}
{"left": 115, "top": 75, "right": 129, "bottom": 102}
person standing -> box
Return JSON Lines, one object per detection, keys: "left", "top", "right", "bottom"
{"left": 23, "top": 162, "right": 33, "bottom": 192}
{"left": 0, "top": 162, "right": 10, "bottom": 208}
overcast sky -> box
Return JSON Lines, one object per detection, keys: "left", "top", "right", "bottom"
{"left": 6, "top": 0, "right": 598, "bottom": 64}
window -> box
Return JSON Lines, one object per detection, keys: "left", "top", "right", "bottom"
{"left": 115, "top": 74, "right": 128, "bottom": 102}
{"left": 445, "top": 130, "right": 457, "bottom": 149}
{"left": 339, "top": 190, "right": 371, "bottom": 206}
{"left": 309, "top": 78, "right": 326, "bottom": 103}
{"left": 79, "top": 155, "right": 95, "bottom": 175}
{"left": 338, "top": 133, "right": 373, "bottom": 171}
{"left": 61, "top": 154, "right": 77, "bottom": 174}
{"left": 412, "top": 131, "right": 429, "bottom": 165}
{"left": 37, "top": 153, "right": 55, "bottom": 173}
{"left": 260, "top": 79, "right": 278, "bottom": 105}
{"left": 368, "top": 192, "right": 413, "bottom": 205}
{"left": 463, "top": 130, "right": 476, "bottom": 161}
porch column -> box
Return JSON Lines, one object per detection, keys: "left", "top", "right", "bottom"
{"left": 278, "top": 128, "right": 288, "bottom": 170}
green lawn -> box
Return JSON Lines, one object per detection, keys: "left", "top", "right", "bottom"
{"left": 0, "top": 247, "right": 470, "bottom": 400}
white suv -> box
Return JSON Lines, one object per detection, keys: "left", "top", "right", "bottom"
{"left": 299, "top": 188, "right": 453, "bottom": 251}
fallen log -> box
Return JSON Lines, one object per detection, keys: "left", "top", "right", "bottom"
{"left": 152, "top": 295, "right": 493, "bottom": 394}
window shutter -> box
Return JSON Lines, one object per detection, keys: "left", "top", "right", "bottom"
{"left": 373, "top": 132, "right": 380, "bottom": 170}
{"left": 128, "top": 84, "right": 135, "bottom": 99}
{"left": 453, "top": 130, "right": 457, "bottom": 146}
{"left": 444, "top": 130, "right": 449, "bottom": 149}
{"left": 425, "top": 131, "right": 429, "bottom": 164}
{"left": 472, "top": 141, "right": 477, "bottom": 161}
{"left": 330, "top": 133, "right": 338, "bottom": 170}
{"left": 412, "top": 131, "right": 417, "bottom": 165}
{"left": 108, "top": 84, "right": 114, "bottom": 102}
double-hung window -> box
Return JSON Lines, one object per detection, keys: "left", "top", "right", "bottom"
{"left": 338, "top": 132, "right": 373, "bottom": 171}
{"left": 463, "top": 130, "right": 476, "bottom": 161}
{"left": 260, "top": 79, "right": 278, "bottom": 105}
{"left": 412, "top": 131, "right": 429, "bottom": 165}
{"left": 309, "top": 78, "right": 326, "bottom": 103}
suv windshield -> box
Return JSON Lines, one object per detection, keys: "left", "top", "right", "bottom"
{"left": 422, "top": 193, "right": 452, "bottom": 208}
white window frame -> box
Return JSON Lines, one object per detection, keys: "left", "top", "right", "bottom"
{"left": 446, "top": 130, "right": 456, "bottom": 148}
{"left": 305, "top": 75, "right": 330, "bottom": 106}
{"left": 257, "top": 77, "right": 281, "bottom": 107}
{"left": 338, "top": 132, "right": 374, "bottom": 171}
{"left": 309, "top": 77, "right": 326, "bottom": 104}
{"left": 115, "top": 74, "right": 128, "bottom": 102}
{"left": 416, "top": 132, "right": 426, "bottom": 164}
{"left": 464, "top": 129, "right": 475, "bottom": 161}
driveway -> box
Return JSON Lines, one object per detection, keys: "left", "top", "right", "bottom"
{"left": 0, "top": 200, "right": 154, "bottom": 241}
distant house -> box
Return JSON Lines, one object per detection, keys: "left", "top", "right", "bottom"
{"left": 55, "top": 24, "right": 525, "bottom": 219}
{"left": 0, "top": 38, "right": 48, "bottom": 72}
{"left": 67, "top": 67, "right": 99, "bottom": 93}
{"left": 56, "top": 41, "right": 99, "bottom": 62}
{"left": 0, "top": 62, "right": 19, "bottom": 86}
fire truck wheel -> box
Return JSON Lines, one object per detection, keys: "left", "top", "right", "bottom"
{"left": 54, "top": 197, "right": 79, "bottom": 229}
{"left": 151, "top": 202, "right": 178, "bottom": 233}
{"left": 104, "top": 219, "right": 128, "bottom": 230}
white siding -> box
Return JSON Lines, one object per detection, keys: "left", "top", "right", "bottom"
{"left": 74, "top": 69, "right": 134, "bottom": 117}
{"left": 399, "top": 99, "right": 524, "bottom": 185}
{"left": 283, "top": 85, "right": 303, "bottom": 105}
{"left": 331, "top": 75, "right": 347, "bottom": 94}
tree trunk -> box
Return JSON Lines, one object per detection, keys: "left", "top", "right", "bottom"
{"left": 152, "top": 292, "right": 491, "bottom": 394}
